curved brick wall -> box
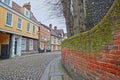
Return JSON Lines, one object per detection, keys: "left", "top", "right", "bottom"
{"left": 62, "top": 30, "right": 120, "bottom": 79}
{"left": 62, "top": 32, "right": 120, "bottom": 79}
{"left": 86, "top": 0, "right": 114, "bottom": 29}
{"left": 62, "top": 0, "right": 120, "bottom": 80}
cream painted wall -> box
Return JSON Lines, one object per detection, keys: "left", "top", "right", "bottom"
{"left": 0, "top": 6, "right": 38, "bottom": 39}
{"left": 51, "top": 36, "right": 61, "bottom": 51}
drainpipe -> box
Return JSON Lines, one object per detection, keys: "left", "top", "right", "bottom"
{"left": 50, "top": 29, "right": 52, "bottom": 52}
{"left": 38, "top": 27, "right": 40, "bottom": 53}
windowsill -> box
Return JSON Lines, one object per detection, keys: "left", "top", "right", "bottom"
{"left": 26, "top": 31, "right": 30, "bottom": 33}
{"left": 29, "top": 49, "right": 34, "bottom": 51}
{"left": 21, "top": 49, "right": 26, "bottom": 51}
{"left": 32, "top": 33, "right": 36, "bottom": 35}
{"left": 17, "top": 28, "right": 22, "bottom": 31}
{"left": 5, "top": 24, "right": 12, "bottom": 27}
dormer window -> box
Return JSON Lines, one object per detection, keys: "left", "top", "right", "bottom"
{"left": 2, "top": 0, "right": 12, "bottom": 7}
{"left": 24, "top": 8, "right": 30, "bottom": 18}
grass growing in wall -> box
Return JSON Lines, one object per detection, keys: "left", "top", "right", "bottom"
{"left": 62, "top": 0, "right": 120, "bottom": 53}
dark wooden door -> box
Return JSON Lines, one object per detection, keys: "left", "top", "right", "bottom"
{"left": 0, "top": 44, "right": 10, "bottom": 59}
{"left": 14, "top": 40, "right": 17, "bottom": 55}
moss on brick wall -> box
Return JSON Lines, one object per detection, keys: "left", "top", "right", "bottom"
{"left": 62, "top": 0, "right": 120, "bottom": 53}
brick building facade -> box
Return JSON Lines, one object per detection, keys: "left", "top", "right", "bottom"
{"left": 38, "top": 23, "right": 51, "bottom": 53}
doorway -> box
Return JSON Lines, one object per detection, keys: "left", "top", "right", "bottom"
{"left": 0, "top": 33, "right": 10, "bottom": 59}
{"left": 14, "top": 38, "right": 18, "bottom": 56}
{"left": 0, "top": 44, "right": 9, "bottom": 59}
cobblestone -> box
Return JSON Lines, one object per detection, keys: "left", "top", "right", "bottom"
{"left": 0, "top": 52, "right": 60, "bottom": 80}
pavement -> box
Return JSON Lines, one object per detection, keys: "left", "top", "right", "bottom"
{"left": 40, "top": 57, "right": 72, "bottom": 80}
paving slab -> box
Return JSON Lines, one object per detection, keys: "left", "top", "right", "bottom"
{"left": 51, "top": 76, "right": 62, "bottom": 80}
{"left": 63, "top": 75, "right": 72, "bottom": 80}
{"left": 40, "top": 57, "right": 72, "bottom": 80}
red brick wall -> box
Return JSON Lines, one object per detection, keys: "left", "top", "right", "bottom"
{"left": 61, "top": 30, "right": 120, "bottom": 80}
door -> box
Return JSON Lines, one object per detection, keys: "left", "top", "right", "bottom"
{"left": 0, "top": 44, "right": 9, "bottom": 59}
{"left": 14, "top": 38, "right": 18, "bottom": 55}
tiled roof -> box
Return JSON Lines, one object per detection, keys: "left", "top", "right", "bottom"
{"left": 51, "top": 29, "right": 59, "bottom": 37}
{"left": 54, "top": 29, "right": 64, "bottom": 36}
{"left": 51, "top": 29, "right": 64, "bottom": 38}
{"left": 12, "top": 1, "right": 22, "bottom": 14}
{"left": 30, "top": 12, "right": 39, "bottom": 24}
{"left": 41, "top": 23, "right": 51, "bottom": 30}
{"left": 12, "top": 1, "right": 38, "bottom": 24}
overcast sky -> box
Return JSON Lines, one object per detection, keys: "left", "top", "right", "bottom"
{"left": 14, "top": 0, "right": 66, "bottom": 32}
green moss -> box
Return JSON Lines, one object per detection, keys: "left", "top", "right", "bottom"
{"left": 62, "top": 0, "right": 120, "bottom": 53}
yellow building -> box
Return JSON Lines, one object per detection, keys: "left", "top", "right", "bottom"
{"left": 0, "top": 0, "right": 39, "bottom": 58}
{"left": 49, "top": 24, "right": 64, "bottom": 51}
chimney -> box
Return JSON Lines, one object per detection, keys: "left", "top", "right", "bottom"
{"left": 54, "top": 26, "right": 57, "bottom": 30}
{"left": 49, "top": 24, "right": 52, "bottom": 29}
{"left": 23, "top": 2, "right": 31, "bottom": 10}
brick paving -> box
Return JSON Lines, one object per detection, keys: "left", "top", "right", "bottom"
{"left": 0, "top": 52, "right": 60, "bottom": 80}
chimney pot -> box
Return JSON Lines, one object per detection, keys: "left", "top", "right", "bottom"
{"left": 54, "top": 26, "right": 57, "bottom": 30}
{"left": 23, "top": 2, "right": 31, "bottom": 10}
{"left": 49, "top": 24, "right": 52, "bottom": 29}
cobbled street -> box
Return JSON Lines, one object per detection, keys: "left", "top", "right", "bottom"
{"left": 0, "top": 52, "right": 60, "bottom": 80}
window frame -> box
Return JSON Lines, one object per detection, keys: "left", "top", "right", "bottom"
{"left": 24, "top": 8, "right": 30, "bottom": 18}
{"left": 5, "top": 11, "right": 13, "bottom": 27}
{"left": 29, "top": 39, "right": 33, "bottom": 50}
{"left": 17, "top": 17, "right": 22, "bottom": 30}
{"left": 54, "top": 37, "right": 57, "bottom": 44}
{"left": 26, "top": 22, "right": 30, "bottom": 32}
{"left": 2, "top": 0, "right": 12, "bottom": 7}
{"left": 40, "top": 43, "right": 44, "bottom": 49}
{"left": 32, "top": 25, "right": 36, "bottom": 34}
{"left": 21, "top": 38, "right": 26, "bottom": 50}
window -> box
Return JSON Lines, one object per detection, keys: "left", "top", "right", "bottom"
{"left": 21, "top": 38, "right": 26, "bottom": 50}
{"left": 33, "top": 26, "right": 36, "bottom": 34}
{"left": 26, "top": 22, "right": 30, "bottom": 32}
{"left": 58, "top": 39, "right": 61, "bottom": 44}
{"left": 17, "top": 18, "right": 22, "bottom": 30}
{"left": 44, "top": 35, "right": 47, "bottom": 41}
{"left": 4, "top": 0, "right": 10, "bottom": 5}
{"left": 29, "top": 39, "right": 33, "bottom": 50}
{"left": 24, "top": 8, "right": 30, "bottom": 18}
{"left": 47, "top": 44, "right": 51, "bottom": 50}
{"left": 6, "top": 12, "right": 13, "bottom": 27}
{"left": 54, "top": 38, "right": 57, "bottom": 44}
{"left": 41, "top": 33, "right": 43, "bottom": 39}
{"left": 40, "top": 43, "right": 44, "bottom": 49}
{"left": 2, "top": 0, "right": 12, "bottom": 7}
